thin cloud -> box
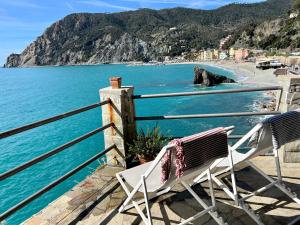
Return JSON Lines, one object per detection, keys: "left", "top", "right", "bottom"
{"left": 0, "top": 0, "right": 46, "bottom": 9}
{"left": 66, "top": 2, "right": 75, "bottom": 11}
{"left": 122, "top": 0, "right": 187, "bottom": 3}
{"left": 77, "top": 0, "right": 135, "bottom": 11}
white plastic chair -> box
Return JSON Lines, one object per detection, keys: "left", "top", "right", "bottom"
{"left": 194, "top": 113, "right": 300, "bottom": 225}
{"left": 116, "top": 126, "right": 234, "bottom": 225}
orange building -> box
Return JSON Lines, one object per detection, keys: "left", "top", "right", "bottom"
{"left": 234, "top": 49, "right": 249, "bottom": 61}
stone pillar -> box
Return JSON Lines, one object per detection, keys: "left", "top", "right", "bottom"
{"left": 277, "top": 75, "right": 300, "bottom": 112}
{"left": 99, "top": 79, "right": 137, "bottom": 168}
{"left": 277, "top": 75, "right": 300, "bottom": 163}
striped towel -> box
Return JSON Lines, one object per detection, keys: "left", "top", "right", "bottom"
{"left": 161, "top": 127, "right": 228, "bottom": 183}
{"left": 262, "top": 110, "right": 300, "bottom": 150}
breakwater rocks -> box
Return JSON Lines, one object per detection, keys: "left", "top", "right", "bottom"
{"left": 193, "top": 66, "right": 236, "bottom": 86}
{"left": 256, "top": 91, "right": 277, "bottom": 112}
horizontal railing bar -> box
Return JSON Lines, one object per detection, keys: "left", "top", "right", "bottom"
{"left": 0, "top": 100, "right": 110, "bottom": 140}
{"left": 133, "top": 86, "right": 282, "bottom": 99}
{"left": 173, "top": 135, "right": 244, "bottom": 139}
{"left": 0, "top": 144, "right": 116, "bottom": 222}
{"left": 0, "top": 123, "right": 113, "bottom": 181}
{"left": 135, "top": 111, "right": 281, "bottom": 121}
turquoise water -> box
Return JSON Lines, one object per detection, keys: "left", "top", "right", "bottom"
{"left": 0, "top": 64, "right": 263, "bottom": 224}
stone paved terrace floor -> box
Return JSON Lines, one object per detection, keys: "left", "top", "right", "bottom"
{"left": 23, "top": 156, "right": 300, "bottom": 225}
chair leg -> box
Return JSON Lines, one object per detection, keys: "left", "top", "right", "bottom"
{"left": 211, "top": 175, "right": 264, "bottom": 225}
{"left": 228, "top": 146, "right": 239, "bottom": 205}
{"left": 247, "top": 161, "right": 300, "bottom": 204}
{"left": 273, "top": 148, "right": 282, "bottom": 182}
{"left": 142, "top": 175, "right": 153, "bottom": 225}
{"left": 207, "top": 169, "right": 216, "bottom": 207}
{"left": 116, "top": 174, "right": 151, "bottom": 224}
{"left": 181, "top": 180, "right": 226, "bottom": 225}
{"left": 121, "top": 188, "right": 170, "bottom": 212}
{"left": 239, "top": 201, "right": 264, "bottom": 225}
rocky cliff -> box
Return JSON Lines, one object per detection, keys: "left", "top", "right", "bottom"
{"left": 4, "top": 0, "right": 292, "bottom": 67}
{"left": 193, "top": 66, "right": 235, "bottom": 86}
{"left": 232, "top": 14, "right": 300, "bottom": 50}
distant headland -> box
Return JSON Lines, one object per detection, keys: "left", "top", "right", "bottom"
{"left": 4, "top": 0, "right": 294, "bottom": 68}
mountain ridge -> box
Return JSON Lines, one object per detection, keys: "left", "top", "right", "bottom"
{"left": 5, "top": 0, "right": 293, "bottom": 67}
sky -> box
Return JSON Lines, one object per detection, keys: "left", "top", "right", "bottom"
{"left": 0, "top": 0, "right": 265, "bottom": 65}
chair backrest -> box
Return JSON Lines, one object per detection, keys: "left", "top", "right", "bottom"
{"left": 247, "top": 110, "right": 300, "bottom": 157}
{"left": 161, "top": 127, "right": 229, "bottom": 183}
{"left": 262, "top": 110, "right": 300, "bottom": 150}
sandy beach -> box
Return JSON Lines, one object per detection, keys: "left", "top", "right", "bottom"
{"left": 196, "top": 60, "right": 279, "bottom": 87}
{"left": 163, "top": 60, "right": 279, "bottom": 87}
{"left": 163, "top": 60, "right": 279, "bottom": 110}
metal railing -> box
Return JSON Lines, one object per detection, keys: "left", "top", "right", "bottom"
{"left": 0, "top": 85, "right": 284, "bottom": 222}
{"left": 133, "top": 86, "right": 283, "bottom": 121}
{"left": 0, "top": 100, "right": 113, "bottom": 222}
{"left": 0, "top": 99, "right": 110, "bottom": 139}
{"left": 133, "top": 86, "right": 283, "bottom": 139}
{"left": 133, "top": 86, "right": 282, "bottom": 99}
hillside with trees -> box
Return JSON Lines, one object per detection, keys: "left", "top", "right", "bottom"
{"left": 231, "top": 0, "right": 300, "bottom": 51}
{"left": 5, "top": 0, "right": 292, "bottom": 67}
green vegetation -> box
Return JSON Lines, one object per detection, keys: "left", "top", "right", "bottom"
{"left": 5, "top": 0, "right": 294, "bottom": 66}
{"left": 128, "top": 126, "right": 169, "bottom": 163}
{"left": 293, "top": 0, "right": 300, "bottom": 10}
{"left": 230, "top": 0, "right": 299, "bottom": 50}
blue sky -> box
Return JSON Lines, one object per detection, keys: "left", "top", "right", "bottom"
{"left": 0, "top": 0, "right": 264, "bottom": 65}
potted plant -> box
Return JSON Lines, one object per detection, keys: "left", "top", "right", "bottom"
{"left": 128, "top": 126, "right": 169, "bottom": 164}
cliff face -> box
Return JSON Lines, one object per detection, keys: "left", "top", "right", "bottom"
{"left": 4, "top": 0, "right": 293, "bottom": 67}
{"left": 233, "top": 15, "right": 300, "bottom": 50}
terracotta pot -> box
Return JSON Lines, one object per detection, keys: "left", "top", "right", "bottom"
{"left": 138, "top": 155, "right": 154, "bottom": 164}
{"left": 109, "top": 77, "right": 122, "bottom": 89}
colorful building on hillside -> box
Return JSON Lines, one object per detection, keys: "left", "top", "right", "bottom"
{"left": 219, "top": 35, "right": 232, "bottom": 50}
{"left": 219, "top": 51, "right": 228, "bottom": 60}
{"left": 229, "top": 48, "right": 235, "bottom": 59}
{"left": 204, "top": 50, "right": 213, "bottom": 60}
{"left": 213, "top": 49, "right": 220, "bottom": 59}
{"left": 234, "top": 49, "right": 249, "bottom": 61}
{"left": 200, "top": 51, "right": 205, "bottom": 61}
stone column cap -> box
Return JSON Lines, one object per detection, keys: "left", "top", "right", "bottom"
{"left": 100, "top": 86, "right": 133, "bottom": 92}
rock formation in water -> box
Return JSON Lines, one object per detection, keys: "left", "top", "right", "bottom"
{"left": 193, "top": 66, "right": 235, "bottom": 86}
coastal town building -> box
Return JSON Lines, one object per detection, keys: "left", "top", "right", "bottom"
{"left": 188, "top": 48, "right": 251, "bottom": 62}
{"left": 200, "top": 50, "right": 205, "bottom": 61}
{"left": 229, "top": 48, "right": 235, "bottom": 59}
{"left": 219, "top": 35, "right": 232, "bottom": 49}
{"left": 213, "top": 49, "right": 220, "bottom": 59}
{"left": 235, "top": 49, "right": 249, "bottom": 61}
{"left": 204, "top": 50, "right": 213, "bottom": 60}
{"left": 219, "top": 51, "right": 228, "bottom": 60}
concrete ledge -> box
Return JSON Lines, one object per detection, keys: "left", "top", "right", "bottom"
{"left": 22, "top": 165, "right": 125, "bottom": 225}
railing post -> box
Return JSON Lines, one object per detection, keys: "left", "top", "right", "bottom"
{"left": 277, "top": 75, "right": 300, "bottom": 112}
{"left": 99, "top": 77, "right": 137, "bottom": 168}
{"left": 277, "top": 75, "right": 300, "bottom": 163}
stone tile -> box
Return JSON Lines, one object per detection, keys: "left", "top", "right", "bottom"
{"left": 22, "top": 158, "right": 300, "bottom": 225}
{"left": 95, "top": 166, "right": 124, "bottom": 177}
{"left": 22, "top": 216, "right": 54, "bottom": 225}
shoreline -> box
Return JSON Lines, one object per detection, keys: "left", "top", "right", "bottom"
{"left": 163, "top": 60, "right": 279, "bottom": 87}
{"left": 201, "top": 61, "right": 279, "bottom": 87}
{"left": 177, "top": 60, "right": 278, "bottom": 112}
{"left": 2, "top": 60, "right": 279, "bottom": 88}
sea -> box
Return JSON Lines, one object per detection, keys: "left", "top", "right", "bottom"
{"left": 0, "top": 63, "right": 267, "bottom": 224}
